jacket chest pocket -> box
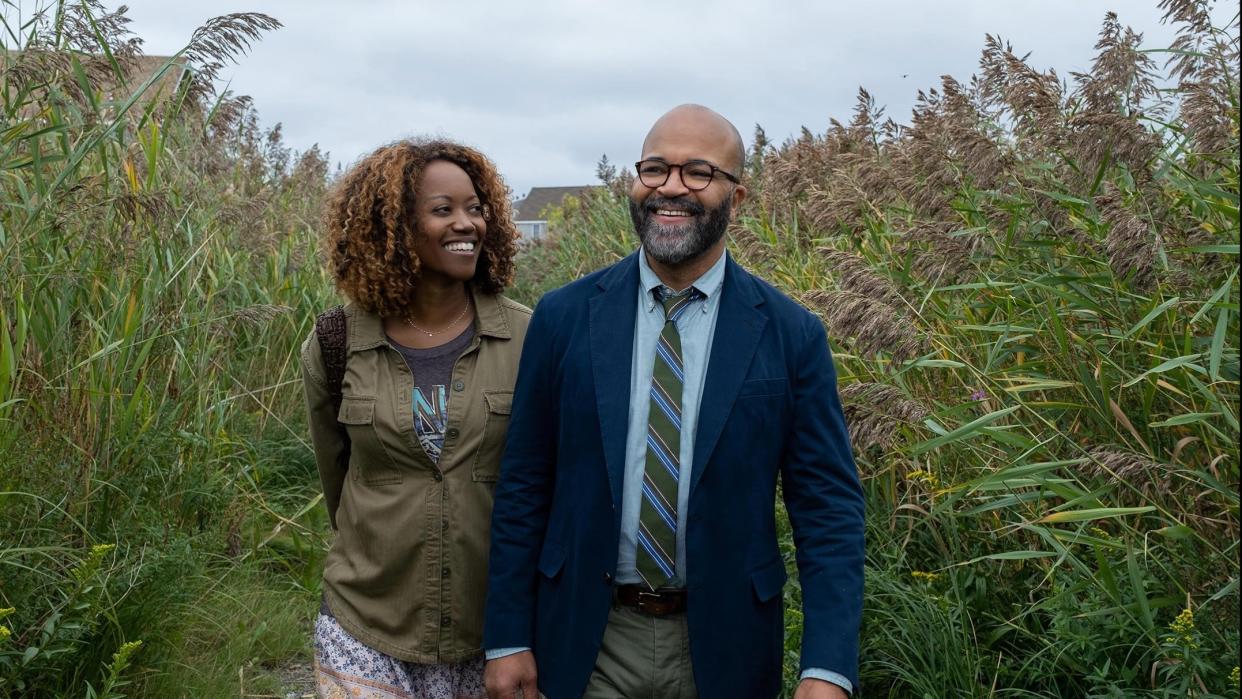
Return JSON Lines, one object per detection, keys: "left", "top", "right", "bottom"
{"left": 471, "top": 390, "right": 512, "bottom": 482}
{"left": 338, "top": 396, "right": 403, "bottom": 485}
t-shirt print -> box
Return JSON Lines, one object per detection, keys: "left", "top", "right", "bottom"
{"left": 413, "top": 384, "right": 449, "bottom": 463}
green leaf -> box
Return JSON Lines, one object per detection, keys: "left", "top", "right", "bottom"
{"left": 966, "top": 550, "right": 1056, "bottom": 563}
{"left": 1123, "top": 296, "right": 1179, "bottom": 339}
{"left": 1153, "top": 525, "right": 1194, "bottom": 540}
{"left": 904, "top": 358, "right": 966, "bottom": 369}
{"left": 1122, "top": 354, "right": 1206, "bottom": 387}
{"left": 1209, "top": 306, "right": 1229, "bottom": 380}
{"left": 911, "top": 406, "right": 1020, "bottom": 455}
{"left": 1181, "top": 244, "right": 1240, "bottom": 255}
{"left": 1035, "top": 189, "right": 1090, "bottom": 206}
{"left": 1036, "top": 506, "right": 1156, "bottom": 523}
{"left": 1148, "top": 412, "right": 1220, "bottom": 427}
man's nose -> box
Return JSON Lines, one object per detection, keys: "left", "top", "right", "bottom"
{"left": 655, "top": 165, "right": 691, "bottom": 197}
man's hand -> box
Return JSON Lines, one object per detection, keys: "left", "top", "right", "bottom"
{"left": 484, "top": 651, "right": 539, "bottom": 699}
{"left": 793, "top": 677, "right": 849, "bottom": 699}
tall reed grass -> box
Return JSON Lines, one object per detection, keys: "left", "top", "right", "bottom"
{"left": 1, "top": 2, "right": 331, "bottom": 694}
{"left": 520, "top": 2, "right": 1240, "bottom": 696}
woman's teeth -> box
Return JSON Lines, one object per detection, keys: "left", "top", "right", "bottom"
{"left": 444, "top": 241, "right": 475, "bottom": 253}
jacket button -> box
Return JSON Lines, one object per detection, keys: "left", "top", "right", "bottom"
{"left": 446, "top": 427, "right": 460, "bottom": 440}
{"left": 433, "top": 471, "right": 443, "bottom": 482}
{"left": 452, "top": 379, "right": 465, "bottom": 392}
{"left": 603, "top": 572, "right": 613, "bottom": 584}
{"left": 440, "top": 615, "right": 451, "bottom": 628}
{"left": 442, "top": 567, "right": 451, "bottom": 578}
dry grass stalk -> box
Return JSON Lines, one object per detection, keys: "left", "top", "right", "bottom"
{"left": 839, "top": 382, "right": 931, "bottom": 451}
{"left": 1085, "top": 447, "right": 1168, "bottom": 489}
{"left": 977, "top": 35, "right": 1067, "bottom": 156}
{"left": 1095, "top": 184, "right": 1160, "bottom": 288}
{"left": 798, "top": 289, "right": 924, "bottom": 360}
{"left": 818, "top": 249, "right": 905, "bottom": 307}
{"left": 728, "top": 221, "right": 776, "bottom": 272}
{"left": 1178, "top": 74, "right": 1239, "bottom": 156}
{"left": 180, "top": 13, "right": 282, "bottom": 100}
{"left": 895, "top": 222, "right": 981, "bottom": 285}
{"left": 1073, "top": 13, "right": 1162, "bottom": 115}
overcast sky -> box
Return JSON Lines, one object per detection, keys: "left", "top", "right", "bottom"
{"left": 84, "top": 1, "right": 1237, "bottom": 197}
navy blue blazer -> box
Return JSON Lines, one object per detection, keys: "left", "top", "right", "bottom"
{"left": 484, "top": 252, "right": 864, "bottom": 698}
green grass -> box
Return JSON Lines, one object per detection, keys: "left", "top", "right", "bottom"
{"left": 1, "top": 3, "right": 330, "bottom": 695}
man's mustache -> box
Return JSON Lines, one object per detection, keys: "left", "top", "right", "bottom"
{"left": 641, "top": 196, "right": 705, "bottom": 217}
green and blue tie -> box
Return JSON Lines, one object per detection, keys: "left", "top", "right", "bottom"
{"left": 636, "top": 286, "right": 701, "bottom": 590}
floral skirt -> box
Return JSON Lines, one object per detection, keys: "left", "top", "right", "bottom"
{"left": 313, "top": 612, "right": 486, "bottom": 699}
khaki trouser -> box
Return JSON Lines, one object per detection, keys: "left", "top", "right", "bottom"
{"left": 583, "top": 604, "right": 698, "bottom": 699}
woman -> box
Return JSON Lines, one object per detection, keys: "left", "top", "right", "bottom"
{"left": 301, "top": 139, "right": 528, "bottom": 699}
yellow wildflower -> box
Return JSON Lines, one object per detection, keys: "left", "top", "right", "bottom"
{"left": 906, "top": 469, "right": 941, "bottom": 489}
{"left": 1169, "top": 608, "right": 1194, "bottom": 636}
{"left": 911, "top": 570, "right": 941, "bottom": 583}
{"left": 1229, "top": 666, "right": 1239, "bottom": 686}
{"left": 0, "top": 625, "right": 10, "bottom": 642}
{"left": 1167, "top": 607, "right": 1199, "bottom": 649}
{"left": 0, "top": 607, "right": 13, "bottom": 621}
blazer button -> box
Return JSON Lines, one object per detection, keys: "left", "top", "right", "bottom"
{"left": 433, "top": 471, "right": 443, "bottom": 482}
{"left": 452, "top": 379, "right": 465, "bottom": 392}
{"left": 446, "top": 427, "right": 460, "bottom": 441}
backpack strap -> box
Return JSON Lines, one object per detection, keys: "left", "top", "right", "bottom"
{"left": 315, "top": 305, "right": 350, "bottom": 459}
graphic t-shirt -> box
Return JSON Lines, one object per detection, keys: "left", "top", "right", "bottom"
{"left": 388, "top": 325, "right": 475, "bottom": 464}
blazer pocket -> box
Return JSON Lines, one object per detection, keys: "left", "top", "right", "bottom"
{"left": 537, "top": 541, "right": 565, "bottom": 579}
{"left": 337, "top": 396, "right": 402, "bottom": 485}
{"left": 750, "top": 557, "right": 789, "bottom": 603}
{"left": 738, "top": 378, "right": 787, "bottom": 399}
{"left": 472, "top": 390, "right": 513, "bottom": 482}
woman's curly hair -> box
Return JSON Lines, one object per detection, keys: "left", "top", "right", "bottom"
{"left": 322, "top": 138, "right": 518, "bottom": 316}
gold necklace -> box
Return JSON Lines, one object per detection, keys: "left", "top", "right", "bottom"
{"left": 404, "top": 297, "right": 471, "bottom": 337}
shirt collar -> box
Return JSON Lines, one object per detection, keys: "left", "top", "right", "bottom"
{"left": 637, "top": 247, "right": 728, "bottom": 312}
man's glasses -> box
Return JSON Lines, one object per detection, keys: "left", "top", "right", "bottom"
{"left": 634, "top": 158, "right": 740, "bottom": 191}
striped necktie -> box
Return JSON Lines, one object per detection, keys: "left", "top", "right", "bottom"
{"left": 636, "top": 286, "right": 701, "bottom": 590}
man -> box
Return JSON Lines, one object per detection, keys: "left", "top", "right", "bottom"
{"left": 483, "top": 104, "right": 864, "bottom": 699}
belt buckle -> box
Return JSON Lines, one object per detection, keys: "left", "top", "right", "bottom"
{"left": 635, "top": 589, "right": 666, "bottom": 615}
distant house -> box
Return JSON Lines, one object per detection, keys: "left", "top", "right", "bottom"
{"left": 512, "top": 186, "right": 597, "bottom": 241}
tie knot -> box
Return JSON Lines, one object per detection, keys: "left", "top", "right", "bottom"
{"left": 655, "top": 287, "right": 701, "bottom": 321}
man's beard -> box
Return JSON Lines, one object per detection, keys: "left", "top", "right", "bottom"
{"left": 628, "top": 194, "right": 732, "bottom": 266}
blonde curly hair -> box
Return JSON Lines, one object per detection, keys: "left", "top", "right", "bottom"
{"left": 322, "top": 138, "right": 517, "bottom": 316}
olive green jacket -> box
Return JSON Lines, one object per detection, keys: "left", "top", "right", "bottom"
{"left": 300, "top": 288, "right": 531, "bottom": 663}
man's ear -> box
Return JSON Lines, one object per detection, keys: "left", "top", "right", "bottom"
{"left": 731, "top": 184, "right": 748, "bottom": 209}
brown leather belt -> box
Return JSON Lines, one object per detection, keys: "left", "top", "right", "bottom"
{"left": 614, "top": 585, "right": 688, "bottom": 616}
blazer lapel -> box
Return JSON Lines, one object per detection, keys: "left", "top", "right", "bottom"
{"left": 589, "top": 253, "right": 640, "bottom": 510}
{"left": 690, "top": 258, "right": 766, "bottom": 497}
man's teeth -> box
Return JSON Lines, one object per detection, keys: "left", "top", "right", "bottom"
{"left": 444, "top": 241, "right": 475, "bottom": 252}
{"left": 655, "top": 209, "right": 692, "bottom": 217}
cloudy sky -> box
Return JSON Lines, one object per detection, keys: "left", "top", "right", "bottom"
{"left": 87, "top": 1, "right": 1234, "bottom": 197}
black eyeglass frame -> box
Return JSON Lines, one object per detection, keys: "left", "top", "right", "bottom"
{"left": 633, "top": 158, "right": 741, "bottom": 191}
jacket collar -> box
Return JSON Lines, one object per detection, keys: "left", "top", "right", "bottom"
{"left": 346, "top": 284, "right": 511, "bottom": 353}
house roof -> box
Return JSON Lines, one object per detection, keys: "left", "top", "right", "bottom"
{"left": 513, "top": 186, "right": 597, "bottom": 221}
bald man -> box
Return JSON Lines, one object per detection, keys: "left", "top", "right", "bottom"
{"left": 482, "top": 105, "right": 863, "bottom": 699}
